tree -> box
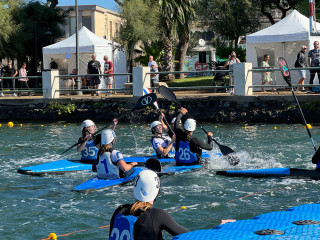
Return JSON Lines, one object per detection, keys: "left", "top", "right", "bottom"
{"left": 198, "top": 0, "right": 260, "bottom": 53}
{"left": 174, "top": 0, "right": 197, "bottom": 79}
{"left": 7, "top": 1, "right": 67, "bottom": 75}
{"left": 117, "top": 0, "right": 161, "bottom": 76}
{"left": 0, "top": 0, "right": 22, "bottom": 58}
{"left": 253, "top": 0, "right": 303, "bottom": 25}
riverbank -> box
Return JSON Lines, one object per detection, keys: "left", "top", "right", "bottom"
{"left": 1, "top": 90, "right": 320, "bottom": 123}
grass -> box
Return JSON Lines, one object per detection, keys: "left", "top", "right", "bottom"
{"left": 166, "top": 76, "right": 213, "bottom": 87}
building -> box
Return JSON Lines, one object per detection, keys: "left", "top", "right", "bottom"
{"left": 59, "top": 5, "right": 124, "bottom": 40}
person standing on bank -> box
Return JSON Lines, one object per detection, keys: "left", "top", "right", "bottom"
{"left": 223, "top": 51, "right": 240, "bottom": 95}
{"left": 261, "top": 54, "right": 274, "bottom": 92}
{"left": 109, "top": 170, "right": 189, "bottom": 240}
{"left": 174, "top": 108, "right": 213, "bottom": 166}
{"left": 0, "top": 63, "right": 4, "bottom": 97}
{"left": 150, "top": 63, "right": 159, "bottom": 92}
{"left": 18, "top": 62, "right": 31, "bottom": 96}
{"left": 7, "top": 62, "right": 18, "bottom": 97}
{"left": 308, "top": 41, "right": 320, "bottom": 91}
{"left": 148, "top": 55, "right": 158, "bottom": 69}
{"left": 87, "top": 54, "right": 102, "bottom": 96}
{"left": 103, "top": 55, "right": 114, "bottom": 96}
{"left": 295, "top": 45, "right": 307, "bottom": 91}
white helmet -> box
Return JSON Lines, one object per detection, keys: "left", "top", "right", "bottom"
{"left": 81, "top": 120, "right": 96, "bottom": 131}
{"left": 150, "top": 121, "right": 161, "bottom": 130}
{"left": 134, "top": 170, "right": 160, "bottom": 202}
{"left": 101, "top": 129, "right": 116, "bottom": 145}
{"left": 184, "top": 119, "right": 196, "bottom": 132}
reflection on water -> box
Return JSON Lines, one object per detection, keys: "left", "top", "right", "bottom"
{"left": 0, "top": 123, "right": 319, "bottom": 239}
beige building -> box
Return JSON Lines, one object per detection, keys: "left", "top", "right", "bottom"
{"left": 59, "top": 5, "right": 123, "bottom": 40}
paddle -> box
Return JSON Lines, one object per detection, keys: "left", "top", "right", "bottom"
{"left": 158, "top": 85, "right": 240, "bottom": 166}
{"left": 60, "top": 93, "right": 158, "bottom": 155}
{"left": 277, "top": 57, "right": 318, "bottom": 163}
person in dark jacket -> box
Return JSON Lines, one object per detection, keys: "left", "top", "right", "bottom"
{"left": 295, "top": 45, "right": 307, "bottom": 91}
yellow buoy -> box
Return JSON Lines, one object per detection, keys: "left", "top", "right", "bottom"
{"left": 41, "top": 124, "right": 44, "bottom": 127}
{"left": 0, "top": 123, "right": 2, "bottom": 127}
{"left": 134, "top": 125, "right": 137, "bottom": 128}
{"left": 181, "top": 206, "right": 187, "bottom": 210}
{"left": 7, "top": 122, "right": 13, "bottom": 127}
{"left": 48, "top": 233, "right": 57, "bottom": 240}
{"left": 64, "top": 125, "right": 66, "bottom": 127}
{"left": 244, "top": 126, "right": 247, "bottom": 129}
{"left": 20, "top": 124, "right": 23, "bottom": 127}
{"left": 215, "top": 126, "right": 218, "bottom": 128}
{"left": 274, "top": 126, "right": 277, "bottom": 130}
{"left": 304, "top": 124, "right": 312, "bottom": 129}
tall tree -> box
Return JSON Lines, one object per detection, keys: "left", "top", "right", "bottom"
{"left": 7, "top": 1, "right": 67, "bottom": 75}
{"left": 117, "top": 0, "right": 161, "bottom": 76}
{"left": 199, "top": 0, "right": 260, "bottom": 53}
{"left": 174, "top": 0, "right": 197, "bottom": 79}
{"left": 0, "top": 0, "right": 22, "bottom": 58}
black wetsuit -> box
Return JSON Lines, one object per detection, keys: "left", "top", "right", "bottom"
{"left": 109, "top": 204, "right": 189, "bottom": 240}
{"left": 174, "top": 113, "right": 213, "bottom": 165}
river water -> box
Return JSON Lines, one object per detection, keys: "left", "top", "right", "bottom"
{"left": 1, "top": 122, "right": 319, "bottom": 240}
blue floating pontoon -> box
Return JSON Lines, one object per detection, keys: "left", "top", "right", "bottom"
{"left": 216, "top": 168, "right": 320, "bottom": 180}
{"left": 173, "top": 202, "right": 320, "bottom": 240}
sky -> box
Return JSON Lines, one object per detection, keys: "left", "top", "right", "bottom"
{"left": 56, "top": 0, "right": 119, "bottom": 11}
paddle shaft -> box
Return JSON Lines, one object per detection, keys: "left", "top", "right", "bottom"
{"left": 289, "top": 87, "right": 317, "bottom": 151}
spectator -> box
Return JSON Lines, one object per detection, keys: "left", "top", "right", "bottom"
{"left": 18, "top": 62, "right": 31, "bottom": 96}
{"left": 7, "top": 62, "right": 18, "bottom": 97}
{"left": 87, "top": 54, "right": 102, "bottom": 96}
{"left": 308, "top": 41, "right": 320, "bottom": 91}
{"left": 103, "top": 55, "right": 114, "bottom": 96}
{"left": 261, "top": 54, "right": 274, "bottom": 92}
{"left": 150, "top": 63, "right": 159, "bottom": 92}
{"left": 223, "top": 51, "right": 240, "bottom": 94}
{"left": 81, "top": 75, "right": 89, "bottom": 90}
{"left": 50, "top": 58, "right": 58, "bottom": 69}
{"left": 148, "top": 55, "right": 158, "bottom": 69}
{"left": 295, "top": 45, "right": 307, "bottom": 91}
{"left": 0, "top": 63, "right": 4, "bottom": 97}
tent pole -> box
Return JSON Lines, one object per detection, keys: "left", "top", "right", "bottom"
{"left": 75, "top": 0, "right": 82, "bottom": 95}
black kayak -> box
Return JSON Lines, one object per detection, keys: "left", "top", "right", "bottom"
{"left": 216, "top": 168, "right": 320, "bottom": 180}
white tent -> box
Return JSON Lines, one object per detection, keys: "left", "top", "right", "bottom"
{"left": 246, "top": 10, "right": 320, "bottom": 89}
{"left": 43, "top": 27, "right": 127, "bottom": 91}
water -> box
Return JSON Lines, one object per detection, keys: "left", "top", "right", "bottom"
{"left": 1, "top": 122, "right": 320, "bottom": 240}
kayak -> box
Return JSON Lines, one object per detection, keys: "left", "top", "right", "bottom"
{"left": 173, "top": 202, "right": 320, "bottom": 240}
{"left": 73, "top": 164, "right": 203, "bottom": 193}
{"left": 216, "top": 168, "right": 320, "bottom": 180}
{"left": 17, "top": 152, "right": 214, "bottom": 176}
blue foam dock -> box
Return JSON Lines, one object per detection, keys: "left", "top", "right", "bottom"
{"left": 173, "top": 202, "right": 320, "bottom": 240}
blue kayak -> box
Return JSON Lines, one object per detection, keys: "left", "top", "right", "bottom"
{"left": 173, "top": 202, "right": 320, "bottom": 240}
{"left": 17, "top": 152, "right": 214, "bottom": 176}
{"left": 216, "top": 168, "right": 320, "bottom": 179}
{"left": 73, "top": 164, "right": 203, "bottom": 193}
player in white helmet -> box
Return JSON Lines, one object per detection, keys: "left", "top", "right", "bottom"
{"left": 150, "top": 116, "right": 176, "bottom": 158}
{"left": 92, "top": 129, "right": 137, "bottom": 179}
{"left": 109, "top": 170, "right": 189, "bottom": 239}
{"left": 77, "top": 119, "right": 117, "bottom": 162}
{"left": 174, "top": 108, "right": 213, "bottom": 166}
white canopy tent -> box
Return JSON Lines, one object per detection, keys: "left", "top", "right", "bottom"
{"left": 246, "top": 10, "right": 320, "bottom": 89}
{"left": 43, "top": 27, "right": 127, "bottom": 92}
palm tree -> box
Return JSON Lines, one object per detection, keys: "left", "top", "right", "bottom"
{"left": 174, "top": 0, "right": 196, "bottom": 79}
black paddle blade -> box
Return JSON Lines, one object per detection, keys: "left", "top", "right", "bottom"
{"left": 134, "top": 93, "right": 157, "bottom": 110}
{"left": 144, "top": 158, "right": 162, "bottom": 172}
{"left": 158, "top": 85, "right": 179, "bottom": 105}
{"left": 312, "top": 147, "right": 320, "bottom": 164}
{"left": 277, "top": 57, "right": 292, "bottom": 87}
{"left": 217, "top": 143, "right": 240, "bottom": 166}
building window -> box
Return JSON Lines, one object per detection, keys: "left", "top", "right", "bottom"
{"left": 82, "top": 16, "right": 92, "bottom": 31}
{"left": 70, "top": 17, "right": 76, "bottom": 35}
{"left": 109, "top": 21, "right": 113, "bottom": 39}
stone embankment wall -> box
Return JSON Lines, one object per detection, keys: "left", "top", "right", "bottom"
{"left": 0, "top": 95, "right": 320, "bottom": 124}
